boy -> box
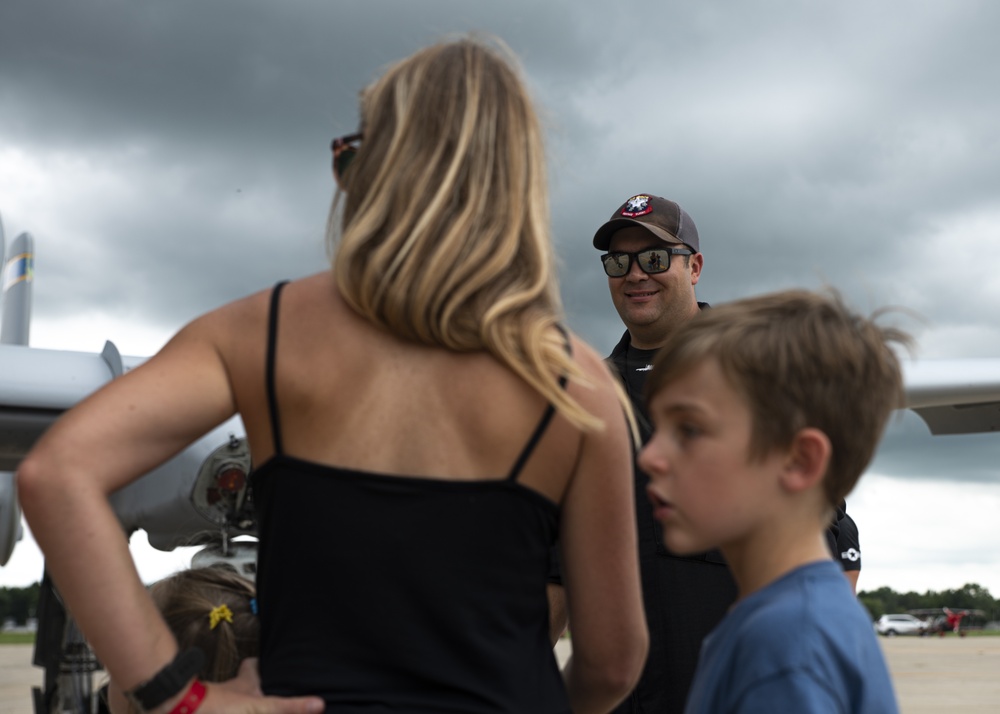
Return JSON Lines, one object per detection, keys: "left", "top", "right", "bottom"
{"left": 638, "top": 289, "right": 903, "bottom": 713}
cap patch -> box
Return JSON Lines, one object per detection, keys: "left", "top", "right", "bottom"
{"left": 621, "top": 194, "right": 652, "bottom": 218}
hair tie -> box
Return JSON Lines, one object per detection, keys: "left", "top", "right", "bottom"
{"left": 249, "top": 597, "right": 258, "bottom": 616}
{"left": 208, "top": 604, "right": 234, "bottom": 630}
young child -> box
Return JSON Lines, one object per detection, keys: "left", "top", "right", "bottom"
{"left": 102, "top": 564, "right": 259, "bottom": 713}
{"left": 638, "top": 289, "right": 904, "bottom": 714}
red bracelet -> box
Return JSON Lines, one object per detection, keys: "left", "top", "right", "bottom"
{"left": 167, "top": 680, "right": 206, "bottom": 714}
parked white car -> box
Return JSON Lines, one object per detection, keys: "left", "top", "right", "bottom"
{"left": 875, "top": 614, "right": 928, "bottom": 637}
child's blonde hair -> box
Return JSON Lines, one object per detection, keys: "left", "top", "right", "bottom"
{"left": 149, "top": 564, "right": 258, "bottom": 682}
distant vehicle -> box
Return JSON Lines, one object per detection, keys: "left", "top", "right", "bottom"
{"left": 875, "top": 614, "right": 929, "bottom": 637}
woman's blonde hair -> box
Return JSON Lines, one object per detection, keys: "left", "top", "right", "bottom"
{"left": 330, "top": 37, "right": 601, "bottom": 430}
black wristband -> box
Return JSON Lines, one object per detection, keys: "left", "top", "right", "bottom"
{"left": 127, "top": 647, "right": 205, "bottom": 712}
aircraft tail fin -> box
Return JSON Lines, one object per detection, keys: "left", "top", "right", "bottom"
{"left": 0, "top": 219, "right": 30, "bottom": 566}
{"left": 0, "top": 212, "right": 6, "bottom": 282}
{"left": 1, "top": 231, "right": 35, "bottom": 346}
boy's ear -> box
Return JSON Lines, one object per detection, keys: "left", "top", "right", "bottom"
{"left": 780, "top": 427, "right": 831, "bottom": 494}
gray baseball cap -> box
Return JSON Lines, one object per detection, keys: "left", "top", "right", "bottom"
{"left": 592, "top": 194, "right": 700, "bottom": 252}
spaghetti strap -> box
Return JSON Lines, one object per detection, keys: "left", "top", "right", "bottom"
{"left": 506, "top": 326, "right": 572, "bottom": 481}
{"left": 266, "top": 281, "right": 290, "bottom": 456}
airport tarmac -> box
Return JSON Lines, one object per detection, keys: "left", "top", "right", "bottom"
{"left": 2, "top": 636, "right": 997, "bottom": 713}
{"left": 877, "top": 635, "right": 1000, "bottom": 713}
{"left": 558, "top": 636, "right": 1000, "bottom": 713}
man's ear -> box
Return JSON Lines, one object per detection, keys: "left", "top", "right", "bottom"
{"left": 689, "top": 252, "right": 704, "bottom": 285}
{"left": 780, "top": 427, "right": 831, "bottom": 494}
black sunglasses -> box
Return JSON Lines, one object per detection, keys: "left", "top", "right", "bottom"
{"left": 600, "top": 247, "right": 693, "bottom": 278}
{"left": 331, "top": 132, "right": 363, "bottom": 185}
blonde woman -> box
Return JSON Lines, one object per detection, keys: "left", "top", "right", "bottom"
{"left": 20, "top": 37, "right": 647, "bottom": 714}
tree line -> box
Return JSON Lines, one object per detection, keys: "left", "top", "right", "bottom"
{"left": 859, "top": 582, "right": 998, "bottom": 623}
{"left": 0, "top": 582, "right": 41, "bottom": 626}
{"left": 3, "top": 581, "right": 998, "bottom": 628}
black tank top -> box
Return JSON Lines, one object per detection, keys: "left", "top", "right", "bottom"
{"left": 251, "top": 282, "right": 572, "bottom": 713}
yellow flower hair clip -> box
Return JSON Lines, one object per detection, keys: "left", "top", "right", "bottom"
{"left": 209, "top": 604, "right": 234, "bottom": 630}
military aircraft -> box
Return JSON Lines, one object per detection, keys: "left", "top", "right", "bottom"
{"left": 2, "top": 211, "right": 1000, "bottom": 712}
{"left": 0, "top": 214, "right": 256, "bottom": 713}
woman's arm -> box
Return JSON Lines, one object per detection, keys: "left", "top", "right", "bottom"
{"left": 559, "top": 341, "right": 648, "bottom": 714}
{"left": 17, "top": 305, "right": 322, "bottom": 714}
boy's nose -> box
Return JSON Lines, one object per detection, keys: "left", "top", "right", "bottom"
{"left": 637, "top": 441, "right": 669, "bottom": 476}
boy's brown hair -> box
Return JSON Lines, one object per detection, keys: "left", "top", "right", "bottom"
{"left": 645, "top": 289, "right": 910, "bottom": 507}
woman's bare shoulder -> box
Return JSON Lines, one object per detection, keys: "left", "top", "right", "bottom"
{"left": 185, "top": 273, "right": 335, "bottom": 344}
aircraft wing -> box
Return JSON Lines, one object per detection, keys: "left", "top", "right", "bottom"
{"left": 0, "top": 343, "right": 133, "bottom": 470}
{"left": 3, "top": 351, "right": 1000, "bottom": 556}
{"left": 902, "top": 358, "right": 1000, "bottom": 435}
{"left": 0, "top": 342, "right": 254, "bottom": 557}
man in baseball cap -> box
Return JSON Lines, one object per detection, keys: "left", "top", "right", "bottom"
{"left": 547, "top": 193, "right": 863, "bottom": 714}
{"left": 591, "top": 195, "right": 732, "bottom": 714}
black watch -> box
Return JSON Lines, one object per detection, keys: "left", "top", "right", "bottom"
{"left": 126, "top": 647, "right": 206, "bottom": 712}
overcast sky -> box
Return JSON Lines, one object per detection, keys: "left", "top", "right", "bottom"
{"left": 2, "top": 0, "right": 1000, "bottom": 598}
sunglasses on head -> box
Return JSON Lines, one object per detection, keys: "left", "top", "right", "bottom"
{"left": 600, "top": 247, "right": 693, "bottom": 278}
{"left": 331, "top": 132, "right": 363, "bottom": 186}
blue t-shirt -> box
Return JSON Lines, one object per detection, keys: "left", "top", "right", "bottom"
{"left": 684, "top": 560, "right": 898, "bottom": 714}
